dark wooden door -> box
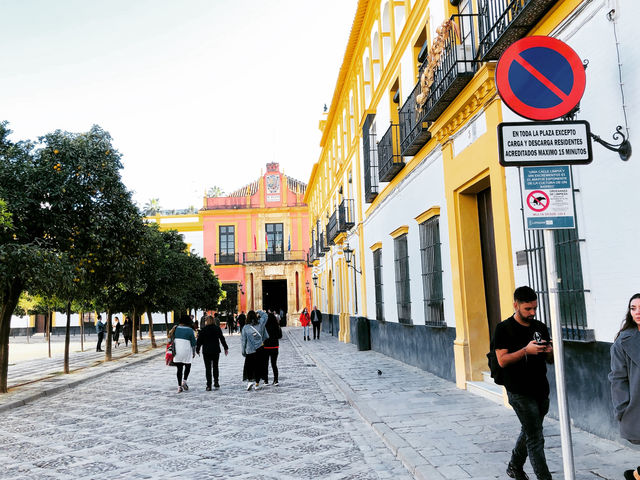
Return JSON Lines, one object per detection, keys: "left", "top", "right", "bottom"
{"left": 477, "top": 187, "right": 501, "bottom": 338}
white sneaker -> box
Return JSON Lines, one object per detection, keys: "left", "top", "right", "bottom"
{"left": 246, "top": 382, "right": 253, "bottom": 391}
{"left": 273, "top": 381, "right": 279, "bottom": 386}
{"left": 254, "top": 382, "right": 261, "bottom": 390}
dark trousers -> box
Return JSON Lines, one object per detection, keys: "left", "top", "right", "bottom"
{"left": 312, "top": 322, "right": 321, "bottom": 339}
{"left": 176, "top": 363, "right": 191, "bottom": 386}
{"left": 243, "top": 352, "right": 258, "bottom": 382}
{"left": 507, "top": 391, "right": 552, "bottom": 480}
{"left": 265, "top": 348, "right": 279, "bottom": 383}
{"left": 203, "top": 352, "right": 220, "bottom": 387}
{"left": 96, "top": 332, "right": 104, "bottom": 351}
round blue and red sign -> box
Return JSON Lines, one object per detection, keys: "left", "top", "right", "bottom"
{"left": 496, "top": 36, "right": 586, "bottom": 121}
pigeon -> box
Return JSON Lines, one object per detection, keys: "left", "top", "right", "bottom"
{"left": 377, "top": 370, "right": 382, "bottom": 376}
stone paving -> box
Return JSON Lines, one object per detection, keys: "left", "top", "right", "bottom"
{"left": 0, "top": 329, "right": 411, "bottom": 480}
{"left": 296, "top": 329, "right": 639, "bottom": 480}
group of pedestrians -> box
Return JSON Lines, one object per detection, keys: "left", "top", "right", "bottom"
{"left": 299, "top": 305, "right": 322, "bottom": 341}
{"left": 494, "top": 286, "right": 640, "bottom": 480}
{"left": 241, "top": 310, "right": 282, "bottom": 390}
{"left": 95, "top": 314, "right": 132, "bottom": 352}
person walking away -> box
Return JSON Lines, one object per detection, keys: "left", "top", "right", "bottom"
{"left": 311, "top": 306, "right": 322, "bottom": 340}
{"left": 196, "top": 315, "right": 229, "bottom": 390}
{"left": 493, "top": 286, "right": 554, "bottom": 480}
{"left": 256, "top": 310, "right": 270, "bottom": 384}
{"left": 241, "top": 310, "right": 264, "bottom": 390}
{"left": 95, "top": 315, "right": 106, "bottom": 352}
{"left": 113, "top": 316, "right": 121, "bottom": 347}
{"left": 237, "top": 311, "right": 246, "bottom": 333}
{"left": 279, "top": 308, "right": 286, "bottom": 327}
{"left": 173, "top": 315, "right": 197, "bottom": 393}
{"left": 122, "top": 316, "right": 132, "bottom": 347}
{"left": 264, "top": 311, "right": 283, "bottom": 385}
{"left": 609, "top": 293, "right": 640, "bottom": 479}
{"left": 299, "top": 308, "right": 310, "bottom": 341}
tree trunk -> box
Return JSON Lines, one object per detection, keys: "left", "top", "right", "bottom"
{"left": 146, "top": 307, "right": 157, "bottom": 348}
{"left": 105, "top": 310, "right": 113, "bottom": 361}
{"left": 47, "top": 307, "right": 51, "bottom": 358}
{"left": 131, "top": 306, "right": 138, "bottom": 354}
{"left": 0, "top": 280, "right": 24, "bottom": 393}
{"left": 164, "top": 311, "right": 169, "bottom": 336}
{"left": 64, "top": 301, "right": 71, "bottom": 374}
{"left": 80, "top": 310, "right": 84, "bottom": 352}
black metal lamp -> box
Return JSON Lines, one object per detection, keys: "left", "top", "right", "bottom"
{"left": 312, "top": 274, "right": 324, "bottom": 290}
{"left": 343, "top": 243, "right": 361, "bottom": 274}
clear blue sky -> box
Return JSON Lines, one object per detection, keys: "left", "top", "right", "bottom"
{"left": 0, "top": 0, "right": 357, "bottom": 210}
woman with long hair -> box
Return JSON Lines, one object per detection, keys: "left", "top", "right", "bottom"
{"left": 609, "top": 293, "right": 640, "bottom": 479}
{"left": 241, "top": 310, "right": 269, "bottom": 390}
{"left": 173, "top": 314, "right": 197, "bottom": 393}
{"left": 264, "top": 311, "right": 283, "bottom": 385}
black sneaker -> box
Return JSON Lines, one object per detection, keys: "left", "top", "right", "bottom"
{"left": 214, "top": 383, "right": 220, "bottom": 389}
{"left": 205, "top": 386, "right": 211, "bottom": 391}
{"left": 506, "top": 463, "right": 529, "bottom": 480}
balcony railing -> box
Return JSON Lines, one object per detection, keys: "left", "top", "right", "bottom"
{"left": 378, "top": 124, "right": 404, "bottom": 182}
{"left": 363, "top": 114, "right": 379, "bottom": 203}
{"left": 309, "top": 241, "right": 317, "bottom": 262}
{"left": 399, "top": 81, "right": 432, "bottom": 156}
{"left": 214, "top": 253, "right": 240, "bottom": 265}
{"left": 327, "top": 211, "right": 339, "bottom": 245}
{"left": 243, "top": 250, "right": 307, "bottom": 263}
{"left": 320, "top": 230, "right": 330, "bottom": 252}
{"left": 417, "top": 14, "right": 477, "bottom": 123}
{"left": 477, "top": 0, "right": 559, "bottom": 61}
{"left": 338, "top": 199, "right": 355, "bottom": 231}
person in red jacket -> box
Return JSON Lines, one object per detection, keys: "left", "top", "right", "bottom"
{"left": 299, "top": 308, "right": 311, "bottom": 341}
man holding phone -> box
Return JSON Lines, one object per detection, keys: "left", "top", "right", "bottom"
{"left": 494, "top": 286, "right": 554, "bottom": 480}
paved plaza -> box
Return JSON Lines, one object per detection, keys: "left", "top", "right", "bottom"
{"left": 0, "top": 328, "right": 637, "bottom": 479}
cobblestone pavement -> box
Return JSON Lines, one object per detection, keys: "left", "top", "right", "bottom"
{"left": 0, "top": 330, "right": 412, "bottom": 480}
{"left": 297, "top": 329, "right": 638, "bottom": 480}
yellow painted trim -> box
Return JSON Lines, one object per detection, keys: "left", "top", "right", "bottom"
{"left": 414, "top": 207, "right": 441, "bottom": 224}
{"left": 389, "top": 225, "right": 409, "bottom": 239}
{"left": 369, "top": 241, "right": 382, "bottom": 251}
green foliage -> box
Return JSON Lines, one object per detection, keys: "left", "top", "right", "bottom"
{"left": 0, "top": 198, "right": 11, "bottom": 231}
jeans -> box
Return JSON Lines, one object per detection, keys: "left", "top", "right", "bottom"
{"left": 176, "top": 363, "right": 191, "bottom": 386}
{"left": 265, "top": 348, "right": 278, "bottom": 383}
{"left": 507, "top": 391, "right": 552, "bottom": 480}
{"left": 96, "top": 332, "right": 104, "bottom": 351}
{"left": 312, "top": 322, "right": 321, "bottom": 339}
{"left": 303, "top": 325, "right": 309, "bottom": 338}
{"left": 203, "top": 352, "right": 220, "bottom": 387}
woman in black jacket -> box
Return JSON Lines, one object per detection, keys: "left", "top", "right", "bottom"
{"left": 264, "top": 312, "right": 283, "bottom": 385}
{"left": 196, "top": 315, "right": 229, "bottom": 390}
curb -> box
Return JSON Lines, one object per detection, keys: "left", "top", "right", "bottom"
{"left": 285, "top": 330, "right": 440, "bottom": 479}
{"left": 0, "top": 345, "right": 165, "bottom": 413}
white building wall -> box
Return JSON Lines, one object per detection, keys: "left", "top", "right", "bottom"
{"left": 504, "top": 0, "right": 640, "bottom": 342}
{"left": 363, "top": 149, "right": 453, "bottom": 325}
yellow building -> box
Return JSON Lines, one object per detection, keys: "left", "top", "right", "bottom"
{"left": 306, "top": 0, "right": 586, "bottom": 390}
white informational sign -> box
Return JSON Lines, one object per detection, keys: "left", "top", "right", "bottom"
{"left": 498, "top": 121, "right": 592, "bottom": 166}
{"left": 522, "top": 165, "right": 575, "bottom": 230}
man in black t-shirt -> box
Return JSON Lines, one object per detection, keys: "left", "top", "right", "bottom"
{"left": 494, "top": 286, "right": 553, "bottom": 480}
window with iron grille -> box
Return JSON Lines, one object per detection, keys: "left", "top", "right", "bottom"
{"left": 522, "top": 166, "right": 590, "bottom": 342}
{"left": 394, "top": 234, "right": 411, "bottom": 324}
{"left": 373, "top": 249, "right": 384, "bottom": 321}
{"left": 219, "top": 226, "right": 235, "bottom": 255}
{"left": 419, "top": 216, "right": 445, "bottom": 326}
{"left": 362, "top": 114, "right": 379, "bottom": 203}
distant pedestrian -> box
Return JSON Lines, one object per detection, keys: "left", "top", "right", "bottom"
{"left": 609, "top": 293, "right": 640, "bottom": 478}
{"left": 299, "top": 308, "right": 310, "bottom": 341}
{"left": 279, "top": 308, "right": 286, "bottom": 326}
{"left": 113, "top": 316, "right": 121, "bottom": 347}
{"left": 311, "top": 305, "right": 322, "bottom": 340}
{"left": 196, "top": 315, "right": 229, "bottom": 391}
{"left": 227, "top": 315, "right": 235, "bottom": 335}
{"left": 122, "top": 316, "right": 132, "bottom": 347}
{"left": 264, "top": 311, "right": 282, "bottom": 385}
{"left": 237, "top": 311, "right": 246, "bottom": 333}
{"left": 494, "top": 286, "right": 553, "bottom": 480}
{"left": 173, "top": 315, "right": 197, "bottom": 393}
{"left": 95, "top": 315, "right": 106, "bottom": 352}
{"left": 241, "top": 310, "right": 269, "bottom": 390}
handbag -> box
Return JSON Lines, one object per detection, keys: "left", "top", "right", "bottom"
{"left": 166, "top": 341, "right": 176, "bottom": 366}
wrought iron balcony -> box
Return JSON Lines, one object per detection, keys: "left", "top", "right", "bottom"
{"left": 477, "top": 0, "right": 559, "bottom": 61}
{"left": 326, "top": 211, "right": 339, "bottom": 245}
{"left": 417, "top": 15, "right": 477, "bottom": 123}
{"left": 399, "top": 81, "right": 432, "bottom": 156}
{"left": 363, "top": 115, "right": 379, "bottom": 203}
{"left": 243, "top": 250, "right": 307, "bottom": 263}
{"left": 338, "top": 199, "right": 355, "bottom": 231}
{"left": 378, "top": 124, "right": 404, "bottom": 182}
{"left": 316, "top": 230, "right": 326, "bottom": 256}
{"left": 214, "top": 253, "right": 240, "bottom": 265}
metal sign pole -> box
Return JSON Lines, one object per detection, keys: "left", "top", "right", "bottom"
{"left": 543, "top": 229, "right": 575, "bottom": 480}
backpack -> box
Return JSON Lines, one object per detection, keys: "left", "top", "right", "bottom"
{"left": 486, "top": 336, "right": 505, "bottom": 385}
